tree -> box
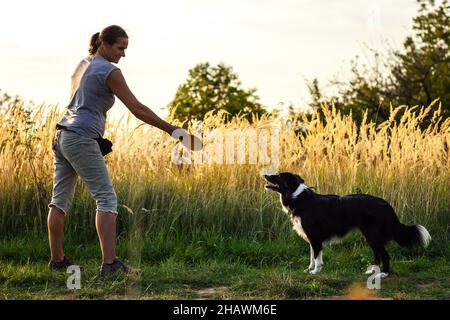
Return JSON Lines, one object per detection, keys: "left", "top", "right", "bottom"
{"left": 309, "top": 0, "right": 449, "bottom": 125}
{"left": 391, "top": 0, "right": 449, "bottom": 115}
{"left": 168, "top": 62, "right": 267, "bottom": 123}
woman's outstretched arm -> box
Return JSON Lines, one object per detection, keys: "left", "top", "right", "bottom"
{"left": 107, "top": 69, "right": 178, "bottom": 135}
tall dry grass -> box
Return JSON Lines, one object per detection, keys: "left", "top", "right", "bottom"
{"left": 0, "top": 100, "right": 448, "bottom": 240}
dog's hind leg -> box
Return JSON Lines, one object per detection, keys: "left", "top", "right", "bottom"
{"left": 366, "top": 242, "right": 390, "bottom": 278}
{"left": 362, "top": 229, "right": 386, "bottom": 275}
{"left": 365, "top": 239, "right": 382, "bottom": 274}
{"left": 378, "top": 246, "right": 390, "bottom": 277}
{"left": 361, "top": 225, "right": 390, "bottom": 278}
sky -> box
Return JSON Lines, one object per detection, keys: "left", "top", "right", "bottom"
{"left": 0, "top": 0, "right": 418, "bottom": 118}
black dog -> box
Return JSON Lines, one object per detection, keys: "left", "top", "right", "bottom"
{"left": 264, "top": 172, "right": 431, "bottom": 278}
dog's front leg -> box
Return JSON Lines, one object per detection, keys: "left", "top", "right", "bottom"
{"left": 304, "top": 244, "right": 315, "bottom": 273}
{"left": 310, "top": 250, "right": 323, "bottom": 274}
{"left": 309, "top": 243, "right": 323, "bottom": 275}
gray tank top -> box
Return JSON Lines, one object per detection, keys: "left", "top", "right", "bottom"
{"left": 57, "top": 55, "right": 119, "bottom": 138}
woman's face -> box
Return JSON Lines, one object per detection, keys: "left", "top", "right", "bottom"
{"left": 102, "top": 37, "right": 128, "bottom": 63}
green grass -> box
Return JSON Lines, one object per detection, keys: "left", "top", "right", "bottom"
{"left": 1, "top": 233, "right": 449, "bottom": 300}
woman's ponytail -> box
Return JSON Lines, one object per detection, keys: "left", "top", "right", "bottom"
{"left": 88, "top": 32, "right": 101, "bottom": 55}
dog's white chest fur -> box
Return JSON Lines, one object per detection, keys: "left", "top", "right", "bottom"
{"left": 279, "top": 194, "right": 309, "bottom": 243}
{"left": 292, "top": 217, "right": 310, "bottom": 243}
{"left": 279, "top": 195, "right": 290, "bottom": 214}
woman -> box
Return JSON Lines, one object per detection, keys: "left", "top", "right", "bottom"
{"left": 48, "top": 25, "right": 198, "bottom": 276}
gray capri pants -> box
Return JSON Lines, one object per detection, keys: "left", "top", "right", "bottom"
{"left": 49, "top": 129, "right": 118, "bottom": 214}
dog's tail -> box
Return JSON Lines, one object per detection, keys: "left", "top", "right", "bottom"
{"left": 393, "top": 223, "right": 431, "bottom": 249}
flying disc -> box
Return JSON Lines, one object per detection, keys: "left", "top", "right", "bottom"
{"left": 172, "top": 128, "right": 203, "bottom": 151}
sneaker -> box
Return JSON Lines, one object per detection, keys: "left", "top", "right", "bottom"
{"left": 100, "top": 258, "right": 141, "bottom": 277}
{"left": 48, "top": 256, "right": 75, "bottom": 271}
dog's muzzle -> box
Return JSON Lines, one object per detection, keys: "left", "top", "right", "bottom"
{"left": 263, "top": 175, "right": 280, "bottom": 192}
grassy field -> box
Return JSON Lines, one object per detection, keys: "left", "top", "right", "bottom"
{"left": 1, "top": 233, "right": 449, "bottom": 300}
{"left": 0, "top": 101, "right": 449, "bottom": 299}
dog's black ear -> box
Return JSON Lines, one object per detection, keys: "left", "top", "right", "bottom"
{"left": 294, "top": 174, "right": 305, "bottom": 184}
{"left": 284, "top": 173, "right": 302, "bottom": 190}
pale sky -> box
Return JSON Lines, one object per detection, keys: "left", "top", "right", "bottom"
{"left": 0, "top": 0, "right": 418, "bottom": 118}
